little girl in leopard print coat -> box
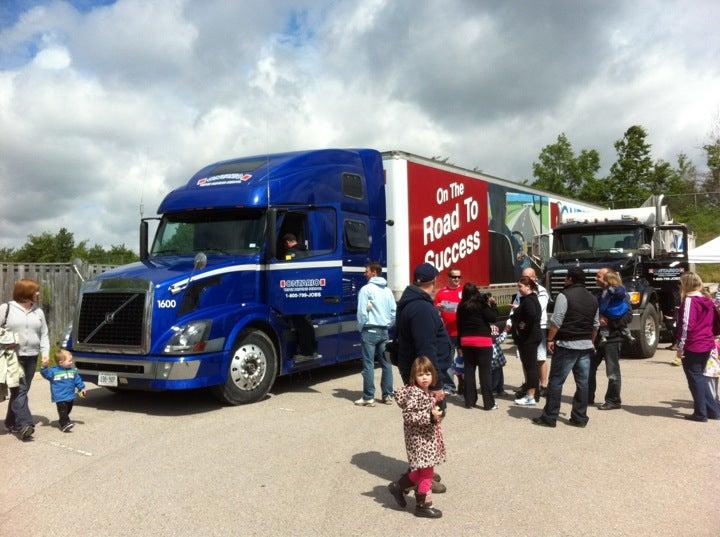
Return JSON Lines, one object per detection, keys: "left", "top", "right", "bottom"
{"left": 388, "top": 356, "right": 446, "bottom": 518}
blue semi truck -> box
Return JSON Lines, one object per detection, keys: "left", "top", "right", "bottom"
{"left": 65, "top": 148, "right": 596, "bottom": 403}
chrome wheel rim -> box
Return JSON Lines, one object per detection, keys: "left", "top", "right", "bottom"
{"left": 644, "top": 316, "right": 657, "bottom": 347}
{"left": 230, "top": 343, "right": 267, "bottom": 391}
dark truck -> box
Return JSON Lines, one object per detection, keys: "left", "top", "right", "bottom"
{"left": 544, "top": 195, "right": 689, "bottom": 358}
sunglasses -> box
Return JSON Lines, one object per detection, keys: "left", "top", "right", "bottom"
{"left": 449, "top": 275, "right": 462, "bottom": 279}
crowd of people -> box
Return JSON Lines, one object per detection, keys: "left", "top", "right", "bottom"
{"left": 2, "top": 264, "right": 719, "bottom": 520}
{"left": 353, "top": 261, "right": 720, "bottom": 518}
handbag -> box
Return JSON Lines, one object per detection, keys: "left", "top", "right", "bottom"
{"left": 704, "top": 346, "right": 720, "bottom": 378}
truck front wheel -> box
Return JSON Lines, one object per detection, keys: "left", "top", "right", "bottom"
{"left": 634, "top": 304, "right": 659, "bottom": 358}
{"left": 214, "top": 330, "right": 278, "bottom": 405}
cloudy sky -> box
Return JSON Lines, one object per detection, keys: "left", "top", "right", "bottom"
{"left": 1, "top": 0, "right": 719, "bottom": 250}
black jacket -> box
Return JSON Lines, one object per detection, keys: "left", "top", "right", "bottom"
{"left": 396, "top": 285, "right": 452, "bottom": 380}
{"left": 456, "top": 301, "right": 498, "bottom": 347}
{"left": 511, "top": 293, "right": 542, "bottom": 345}
{"left": 556, "top": 283, "right": 598, "bottom": 341}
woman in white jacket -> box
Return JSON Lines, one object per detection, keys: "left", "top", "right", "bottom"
{"left": 2, "top": 279, "right": 49, "bottom": 440}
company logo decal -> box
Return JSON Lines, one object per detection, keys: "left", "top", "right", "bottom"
{"left": 279, "top": 278, "right": 326, "bottom": 299}
{"left": 197, "top": 173, "right": 252, "bottom": 187}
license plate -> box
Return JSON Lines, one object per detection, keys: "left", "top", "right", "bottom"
{"left": 98, "top": 372, "right": 118, "bottom": 387}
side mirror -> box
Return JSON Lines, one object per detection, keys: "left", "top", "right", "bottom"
{"left": 193, "top": 252, "right": 207, "bottom": 270}
{"left": 638, "top": 244, "right": 651, "bottom": 256}
{"left": 71, "top": 258, "right": 85, "bottom": 282}
{"left": 140, "top": 220, "right": 149, "bottom": 261}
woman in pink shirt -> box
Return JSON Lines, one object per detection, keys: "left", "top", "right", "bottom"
{"left": 675, "top": 272, "right": 720, "bottom": 422}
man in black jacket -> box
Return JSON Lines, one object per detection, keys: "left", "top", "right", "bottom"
{"left": 396, "top": 263, "right": 453, "bottom": 390}
{"left": 395, "top": 262, "right": 451, "bottom": 495}
{"left": 533, "top": 266, "right": 599, "bottom": 428}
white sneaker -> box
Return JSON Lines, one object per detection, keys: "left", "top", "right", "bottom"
{"left": 354, "top": 398, "right": 375, "bottom": 407}
{"left": 489, "top": 402, "right": 499, "bottom": 410}
{"left": 514, "top": 395, "right": 536, "bottom": 406}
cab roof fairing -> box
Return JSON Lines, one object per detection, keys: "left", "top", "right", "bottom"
{"left": 157, "top": 148, "right": 379, "bottom": 214}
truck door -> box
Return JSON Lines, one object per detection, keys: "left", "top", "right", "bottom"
{"left": 266, "top": 208, "right": 343, "bottom": 362}
{"left": 337, "top": 217, "right": 372, "bottom": 360}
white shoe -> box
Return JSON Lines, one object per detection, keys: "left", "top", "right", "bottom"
{"left": 489, "top": 402, "right": 499, "bottom": 410}
{"left": 514, "top": 395, "right": 536, "bottom": 406}
{"left": 354, "top": 398, "right": 375, "bottom": 407}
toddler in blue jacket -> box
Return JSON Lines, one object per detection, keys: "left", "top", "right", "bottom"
{"left": 598, "top": 272, "right": 635, "bottom": 345}
{"left": 41, "top": 350, "right": 86, "bottom": 432}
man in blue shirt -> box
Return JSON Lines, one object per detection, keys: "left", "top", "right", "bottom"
{"left": 355, "top": 262, "right": 397, "bottom": 407}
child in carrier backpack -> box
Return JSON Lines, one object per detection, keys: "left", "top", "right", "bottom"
{"left": 40, "top": 350, "right": 86, "bottom": 432}
{"left": 599, "top": 271, "right": 635, "bottom": 345}
{"left": 388, "top": 357, "right": 446, "bottom": 519}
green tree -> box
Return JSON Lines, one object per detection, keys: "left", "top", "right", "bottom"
{"left": 702, "top": 133, "right": 720, "bottom": 207}
{"left": 13, "top": 231, "right": 58, "bottom": 262}
{"left": 0, "top": 247, "right": 15, "bottom": 261}
{"left": 606, "top": 125, "right": 654, "bottom": 207}
{"left": 54, "top": 227, "right": 75, "bottom": 262}
{"left": 531, "top": 133, "right": 600, "bottom": 198}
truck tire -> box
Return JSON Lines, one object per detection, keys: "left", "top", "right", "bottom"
{"left": 214, "top": 330, "right": 277, "bottom": 405}
{"left": 634, "top": 304, "right": 659, "bottom": 358}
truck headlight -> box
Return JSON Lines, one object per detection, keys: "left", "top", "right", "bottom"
{"left": 163, "top": 320, "right": 212, "bottom": 354}
{"left": 628, "top": 292, "right": 641, "bottom": 305}
{"left": 61, "top": 323, "right": 73, "bottom": 349}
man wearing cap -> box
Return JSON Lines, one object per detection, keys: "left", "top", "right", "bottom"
{"left": 396, "top": 263, "right": 453, "bottom": 390}
{"left": 533, "top": 266, "right": 599, "bottom": 428}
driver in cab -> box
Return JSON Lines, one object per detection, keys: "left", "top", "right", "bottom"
{"left": 281, "top": 233, "right": 308, "bottom": 261}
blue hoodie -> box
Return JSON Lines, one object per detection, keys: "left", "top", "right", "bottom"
{"left": 40, "top": 366, "right": 86, "bottom": 403}
{"left": 357, "top": 276, "right": 396, "bottom": 330}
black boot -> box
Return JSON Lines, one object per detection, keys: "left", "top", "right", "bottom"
{"left": 414, "top": 494, "right": 442, "bottom": 518}
{"left": 388, "top": 472, "right": 414, "bottom": 508}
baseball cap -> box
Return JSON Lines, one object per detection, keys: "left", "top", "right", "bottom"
{"left": 567, "top": 266, "right": 586, "bottom": 284}
{"left": 414, "top": 262, "right": 439, "bottom": 283}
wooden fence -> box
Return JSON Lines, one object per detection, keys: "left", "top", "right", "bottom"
{"left": 0, "top": 263, "right": 115, "bottom": 345}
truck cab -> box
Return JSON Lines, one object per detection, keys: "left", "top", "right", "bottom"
{"left": 66, "top": 149, "right": 386, "bottom": 404}
{"left": 545, "top": 198, "right": 689, "bottom": 357}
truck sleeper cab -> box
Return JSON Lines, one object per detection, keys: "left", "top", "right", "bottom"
{"left": 67, "top": 149, "right": 386, "bottom": 404}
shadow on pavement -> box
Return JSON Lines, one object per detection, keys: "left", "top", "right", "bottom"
{"left": 620, "top": 399, "right": 693, "bottom": 419}
{"left": 351, "top": 450, "right": 407, "bottom": 482}
{"left": 331, "top": 387, "right": 364, "bottom": 402}
{"left": 72, "top": 360, "right": 364, "bottom": 415}
{"left": 361, "top": 484, "right": 410, "bottom": 512}
{"left": 74, "top": 387, "right": 224, "bottom": 416}
{"left": 272, "top": 360, "right": 362, "bottom": 396}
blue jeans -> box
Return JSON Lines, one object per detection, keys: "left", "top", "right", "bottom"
{"left": 589, "top": 339, "right": 622, "bottom": 405}
{"left": 541, "top": 346, "right": 591, "bottom": 425}
{"left": 682, "top": 350, "right": 720, "bottom": 420}
{"left": 4, "top": 355, "right": 37, "bottom": 429}
{"left": 360, "top": 328, "right": 393, "bottom": 400}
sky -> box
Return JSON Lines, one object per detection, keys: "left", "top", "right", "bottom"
{"left": 1, "top": 0, "right": 719, "bottom": 251}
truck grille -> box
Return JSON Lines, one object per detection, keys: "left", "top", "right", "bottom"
{"left": 77, "top": 292, "right": 146, "bottom": 348}
{"left": 75, "top": 361, "right": 145, "bottom": 374}
{"left": 548, "top": 269, "right": 600, "bottom": 299}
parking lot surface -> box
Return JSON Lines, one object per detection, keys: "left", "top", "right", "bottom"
{"left": 1, "top": 347, "right": 718, "bottom": 537}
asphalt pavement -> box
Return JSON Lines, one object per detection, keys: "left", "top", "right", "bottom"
{"left": 1, "top": 346, "right": 718, "bottom": 537}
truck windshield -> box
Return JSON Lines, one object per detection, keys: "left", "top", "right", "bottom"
{"left": 554, "top": 228, "right": 642, "bottom": 258}
{"left": 151, "top": 209, "right": 266, "bottom": 256}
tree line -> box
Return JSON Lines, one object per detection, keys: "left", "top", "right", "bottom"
{"left": 530, "top": 124, "right": 720, "bottom": 243}
{"left": 0, "top": 228, "right": 138, "bottom": 265}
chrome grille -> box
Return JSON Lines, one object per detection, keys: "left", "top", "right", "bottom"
{"left": 77, "top": 292, "right": 146, "bottom": 348}
{"left": 548, "top": 268, "right": 600, "bottom": 299}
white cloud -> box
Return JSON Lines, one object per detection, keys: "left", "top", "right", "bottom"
{"left": 0, "top": 0, "right": 719, "bottom": 251}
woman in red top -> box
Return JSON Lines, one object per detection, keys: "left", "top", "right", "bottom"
{"left": 456, "top": 283, "right": 498, "bottom": 409}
